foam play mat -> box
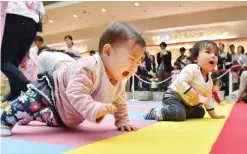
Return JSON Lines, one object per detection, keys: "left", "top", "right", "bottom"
{"left": 1, "top": 101, "right": 247, "bottom": 154}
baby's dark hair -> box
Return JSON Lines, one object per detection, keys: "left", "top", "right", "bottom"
{"left": 190, "top": 40, "right": 219, "bottom": 63}
{"left": 98, "top": 21, "right": 146, "bottom": 53}
{"left": 213, "top": 79, "right": 222, "bottom": 87}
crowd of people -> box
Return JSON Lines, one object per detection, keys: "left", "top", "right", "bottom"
{"left": 132, "top": 42, "right": 247, "bottom": 99}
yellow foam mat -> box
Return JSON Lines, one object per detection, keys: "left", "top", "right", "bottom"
{"left": 64, "top": 104, "right": 233, "bottom": 154}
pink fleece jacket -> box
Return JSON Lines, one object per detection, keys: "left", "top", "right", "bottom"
{"left": 53, "top": 54, "right": 131, "bottom": 128}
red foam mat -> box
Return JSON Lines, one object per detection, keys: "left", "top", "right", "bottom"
{"left": 210, "top": 103, "right": 247, "bottom": 154}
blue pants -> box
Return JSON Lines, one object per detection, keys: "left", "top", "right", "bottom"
{"left": 160, "top": 98, "right": 205, "bottom": 121}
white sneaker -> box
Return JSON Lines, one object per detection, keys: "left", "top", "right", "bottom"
{"left": 225, "top": 94, "right": 236, "bottom": 102}
{"left": 154, "top": 107, "right": 164, "bottom": 121}
{"left": 144, "top": 107, "right": 164, "bottom": 121}
{"left": 1, "top": 125, "right": 12, "bottom": 136}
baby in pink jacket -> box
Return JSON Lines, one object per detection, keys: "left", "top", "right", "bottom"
{"left": 1, "top": 21, "right": 146, "bottom": 136}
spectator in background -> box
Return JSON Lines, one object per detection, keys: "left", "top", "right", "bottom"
{"left": 149, "top": 55, "right": 157, "bottom": 76}
{"left": 171, "top": 61, "right": 181, "bottom": 83}
{"left": 237, "top": 46, "right": 245, "bottom": 54}
{"left": 237, "top": 46, "right": 246, "bottom": 65}
{"left": 137, "top": 52, "right": 151, "bottom": 91}
{"left": 149, "top": 55, "right": 158, "bottom": 91}
{"left": 230, "top": 46, "right": 247, "bottom": 91}
{"left": 25, "top": 36, "right": 50, "bottom": 81}
{"left": 229, "top": 44, "right": 238, "bottom": 64}
{"left": 176, "top": 47, "right": 187, "bottom": 68}
{"left": 218, "top": 43, "right": 232, "bottom": 69}
{"left": 1, "top": 1, "right": 45, "bottom": 104}
{"left": 217, "top": 43, "right": 232, "bottom": 96}
{"left": 157, "top": 42, "right": 172, "bottom": 91}
{"left": 90, "top": 50, "right": 96, "bottom": 56}
{"left": 63, "top": 35, "right": 81, "bottom": 57}
{"left": 231, "top": 46, "right": 246, "bottom": 91}
{"left": 34, "top": 36, "right": 50, "bottom": 55}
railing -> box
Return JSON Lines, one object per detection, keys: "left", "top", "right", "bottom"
{"left": 129, "top": 65, "right": 246, "bottom": 101}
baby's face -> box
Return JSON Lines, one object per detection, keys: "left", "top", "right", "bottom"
{"left": 196, "top": 46, "right": 218, "bottom": 73}
{"left": 103, "top": 42, "right": 144, "bottom": 81}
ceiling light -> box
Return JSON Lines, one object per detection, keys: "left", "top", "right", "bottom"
{"left": 101, "top": 8, "right": 106, "bottom": 12}
{"left": 73, "top": 14, "right": 78, "bottom": 18}
{"left": 134, "top": 2, "right": 139, "bottom": 6}
{"left": 48, "top": 20, "right": 53, "bottom": 23}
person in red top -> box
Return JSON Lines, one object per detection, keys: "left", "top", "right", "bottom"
{"left": 212, "top": 79, "right": 223, "bottom": 104}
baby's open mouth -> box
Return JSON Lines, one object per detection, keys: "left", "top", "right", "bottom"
{"left": 209, "top": 61, "right": 215, "bottom": 65}
{"left": 122, "top": 71, "right": 129, "bottom": 77}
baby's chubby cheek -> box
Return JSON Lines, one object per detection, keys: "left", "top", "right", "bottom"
{"left": 127, "top": 66, "right": 138, "bottom": 78}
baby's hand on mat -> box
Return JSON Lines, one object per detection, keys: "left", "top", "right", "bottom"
{"left": 97, "top": 104, "right": 117, "bottom": 119}
{"left": 118, "top": 125, "right": 139, "bottom": 132}
{"left": 208, "top": 110, "right": 225, "bottom": 119}
{"left": 210, "top": 113, "right": 225, "bottom": 119}
{"left": 211, "top": 114, "right": 225, "bottom": 119}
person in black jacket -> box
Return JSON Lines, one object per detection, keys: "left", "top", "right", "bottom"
{"left": 217, "top": 43, "right": 232, "bottom": 70}
{"left": 217, "top": 43, "right": 232, "bottom": 96}
{"left": 156, "top": 42, "right": 172, "bottom": 91}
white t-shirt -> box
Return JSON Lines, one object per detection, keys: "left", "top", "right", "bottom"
{"left": 238, "top": 54, "right": 247, "bottom": 67}
{"left": 38, "top": 51, "right": 75, "bottom": 73}
{"left": 171, "top": 69, "right": 180, "bottom": 83}
{"left": 170, "top": 64, "right": 214, "bottom": 110}
{"left": 63, "top": 46, "right": 81, "bottom": 57}
{"left": 6, "top": 1, "right": 45, "bottom": 23}
{"left": 29, "top": 46, "right": 39, "bottom": 66}
{"left": 231, "top": 53, "right": 238, "bottom": 64}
